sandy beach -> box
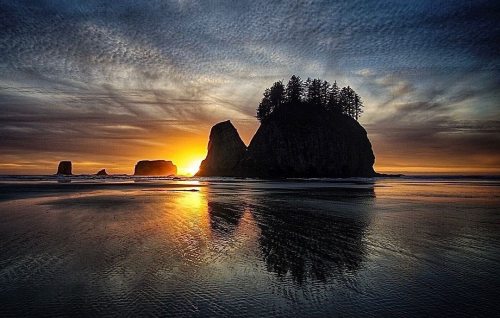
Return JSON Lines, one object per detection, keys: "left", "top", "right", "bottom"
{"left": 0, "top": 177, "right": 499, "bottom": 317}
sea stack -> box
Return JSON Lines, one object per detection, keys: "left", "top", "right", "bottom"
{"left": 198, "top": 108, "right": 376, "bottom": 178}
{"left": 196, "top": 121, "right": 247, "bottom": 177}
{"left": 56, "top": 161, "right": 72, "bottom": 175}
{"left": 241, "top": 107, "right": 376, "bottom": 177}
{"left": 134, "top": 160, "right": 177, "bottom": 176}
{"left": 96, "top": 169, "right": 108, "bottom": 176}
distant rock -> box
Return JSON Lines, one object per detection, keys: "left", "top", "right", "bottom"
{"left": 198, "top": 107, "right": 377, "bottom": 178}
{"left": 134, "top": 160, "right": 177, "bottom": 176}
{"left": 56, "top": 161, "right": 72, "bottom": 175}
{"left": 196, "top": 120, "right": 247, "bottom": 177}
{"left": 96, "top": 169, "right": 108, "bottom": 176}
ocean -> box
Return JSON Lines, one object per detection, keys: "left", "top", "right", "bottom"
{"left": 0, "top": 176, "right": 499, "bottom": 317}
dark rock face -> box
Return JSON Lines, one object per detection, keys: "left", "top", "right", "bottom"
{"left": 196, "top": 121, "right": 247, "bottom": 177}
{"left": 198, "top": 107, "right": 376, "bottom": 178}
{"left": 134, "top": 160, "right": 177, "bottom": 176}
{"left": 241, "top": 107, "right": 376, "bottom": 178}
{"left": 96, "top": 169, "right": 108, "bottom": 176}
{"left": 56, "top": 161, "right": 72, "bottom": 175}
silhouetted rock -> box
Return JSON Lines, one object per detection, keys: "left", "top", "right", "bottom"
{"left": 96, "top": 169, "right": 108, "bottom": 176}
{"left": 56, "top": 161, "right": 72, "bottom": 175}
{"left": 134, "top": 160, "right": 177, "bottom": 176}
{"left": 199, "top": 106, "right": 377, "bottom": 178}
{"left": 196, "top": 120, "right": 247, "bottom": 176}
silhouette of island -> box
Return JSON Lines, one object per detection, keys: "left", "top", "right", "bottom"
{"left": 56, "top": 161, "right": 72, "bottom": 175}
{"left": 197, "top": 75, "right": 376, "bottom": 178}
{"left": 134, "top": 160, "right": 177, "bottom": 176}
{"left": 96, "top": 169, "right": 108, "bottom": 176}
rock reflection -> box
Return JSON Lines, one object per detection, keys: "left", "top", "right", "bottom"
{"left": 208, "top": 201, "right": 245, "bottom": 239}
{"left": 207, "top": 185, "right": 375, "bottom": 284}
{"left": 256, "top": 207, "right": 369, "bottom": 284}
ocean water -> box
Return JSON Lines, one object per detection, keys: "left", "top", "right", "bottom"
{"left": 0, "top": 176, "right": 498, "bottom": 317}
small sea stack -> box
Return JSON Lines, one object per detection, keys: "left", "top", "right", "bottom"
{"left": 96, "top": 169, "right": 108, "bottom": 176}
{"left": 56, "top": 161, "right": 72, "bottom": 175}
{"left": 134, "top": 160, "right": 177, "bottom": 176}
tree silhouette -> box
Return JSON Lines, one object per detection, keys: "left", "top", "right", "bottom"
{"left": 257, "top": 81, "right": 285, "bottom": 122}
{"left": 286, "top": 75, "right": 303, "bottom": 104}
{"left": 320, "top": 80, "right": 330, "bottom": 106}
{"left": 257, "top": 75, "right": 364, "bottom": 122}
{"left": 269, "top": 81, "right": 285, "bottom": 110}
{"left": 354, "top": 93, "right": 363, "bottom": 120}
{"left": 339, "top": 86, "right": 356, "bottom": 118}
{"left": 257, "top": 88, "right": 272, "bottom": 122}
{"left": 327, "top": 81, "right": 341, "bottom": 113}
{"left": 306, "top": 78, "right": 323, "bottom": 107}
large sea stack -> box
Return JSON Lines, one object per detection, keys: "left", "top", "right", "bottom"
{"left": 134, "top": 160, "right": 177, "bottom": 176}
{"left": 197, "top": 106, "right": 376, "bottom": 178}
{"left": 197, "top": 121, "right": 247, "bottom": 177}
{"left": 56, "top": 161, "right": 72, "bottom": 175}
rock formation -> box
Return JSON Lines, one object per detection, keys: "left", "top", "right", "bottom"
{"left": 197, "top": 106, "right": 377, "bottom": 178}
{"left": 96, "top": 169, "right": 108, "bottom": 176}
{"left": 56, "top": 161, "right": 72, "bottom": 175}
{"left": 196, "top": 120, "right": 247, "bottom": 176}
{"left": 134, "top": 160, "right": 177, "bottom": 176}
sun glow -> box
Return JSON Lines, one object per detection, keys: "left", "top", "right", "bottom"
{"left": 181, "top": 159, "right": 203, "bottom": 176}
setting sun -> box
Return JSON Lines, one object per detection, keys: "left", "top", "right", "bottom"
{"left": 181, "top": 159, "right": 203, "bottom": 176}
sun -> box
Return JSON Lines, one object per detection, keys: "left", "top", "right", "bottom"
{"left": 183, "top": 159, "right": 203, "bottom": 176}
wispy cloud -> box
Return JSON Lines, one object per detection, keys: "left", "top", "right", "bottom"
{"left": 0, "top": 0, "right": 499, "bottom": 173}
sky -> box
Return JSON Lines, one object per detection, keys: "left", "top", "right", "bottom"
{"left": 1, "top": 0, "right": 499, "bottom": 175}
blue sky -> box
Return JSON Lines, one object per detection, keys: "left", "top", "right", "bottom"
{"left": 1, "top": 0, "right": 499, "bottom": 174}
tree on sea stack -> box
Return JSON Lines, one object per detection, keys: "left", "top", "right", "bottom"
{"left": 257, "top": 81, "right": 286, "bottom": 121}
{"left": 286, "top": 75, "right": 303, "bottom": 104}
{"left": 327, "top": 81, "right": 341, "bottom": 113}
{"left": 257, "top": 75, "right": 365, "bottom": 122}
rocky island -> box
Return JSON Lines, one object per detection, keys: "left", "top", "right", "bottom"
{"left": 56, "top": 161, "right": 72, "bottom": 175}
{"left": 96, "top": 169, "right": 108, "bottom": 176}
{"left": 134, "top": 160, "right": 177, "bottom": 176}
{"left": 197, "top": 76, "right": 377, "bottom": 178}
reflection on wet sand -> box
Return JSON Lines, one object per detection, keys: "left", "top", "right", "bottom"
{"left": 0, "top": 179, "right": 498, "bottom": 317}
{"left": 208, "top": 201, "right": 245, "bottom": 240}
{"left": 206, "top": 186, "right": 375, "bottom": 284}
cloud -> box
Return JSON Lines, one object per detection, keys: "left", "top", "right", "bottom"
{"left": 0, "top": 0, "right": 499, "bottom": 173}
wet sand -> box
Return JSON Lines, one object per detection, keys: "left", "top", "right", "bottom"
{"left": 0, "top": 177, "right": 499, "bottom": 317}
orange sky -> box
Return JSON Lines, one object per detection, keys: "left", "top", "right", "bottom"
{"left": 1, "top": 119, "right": 499, "bottom": 176}
{"left": 1, "top": 1, "right": 499, "bottom": 176}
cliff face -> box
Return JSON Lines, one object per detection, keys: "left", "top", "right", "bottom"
{"left": 56, "top": 161, "right": 72, "bottom": 175}
{"left": 196, "top": 120, "right": 247, "bottom": 177}
{"left": 134, "top": 160, "right": 177, "bottom": 176}
{"left": 240, "top": 106, "right": 375, "bottom": 177}
{"left": 198, "top": 107, "right": 376, "bottom": 178}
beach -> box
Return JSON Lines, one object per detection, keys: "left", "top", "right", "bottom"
{"left": 0, "top": 176, "right": 499, "bottom": 317}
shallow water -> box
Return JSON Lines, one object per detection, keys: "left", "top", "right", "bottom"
{"left": 0, "top": 177, "right": 499, "bottom": 317}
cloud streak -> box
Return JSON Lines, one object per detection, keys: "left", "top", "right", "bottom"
{"left": 0, "top": 0, "right": 499, "bottom": 174}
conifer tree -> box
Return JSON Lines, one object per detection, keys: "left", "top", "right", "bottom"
{"left": 269, "top": 81, "right": 285, "bottom": 110}
{"left": 327, "top": 81, "right": 341, "bottom": 113}
{"left": 339, "top": 86, "right": 356, "bottom": 117}
{"left": 354, "top": 93, "right": 363, "bottom": 120}
{"left": 320, "top": 80, "right": 331, "bottom": 106}
{"left": 257, "top": 88, "right": 272, "bottom": 122}
{"left": 307, "top": 79, "right": 323, "bottom": 107}
{"left": 285, "top": 75, "right": 303, "bottom": 104}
